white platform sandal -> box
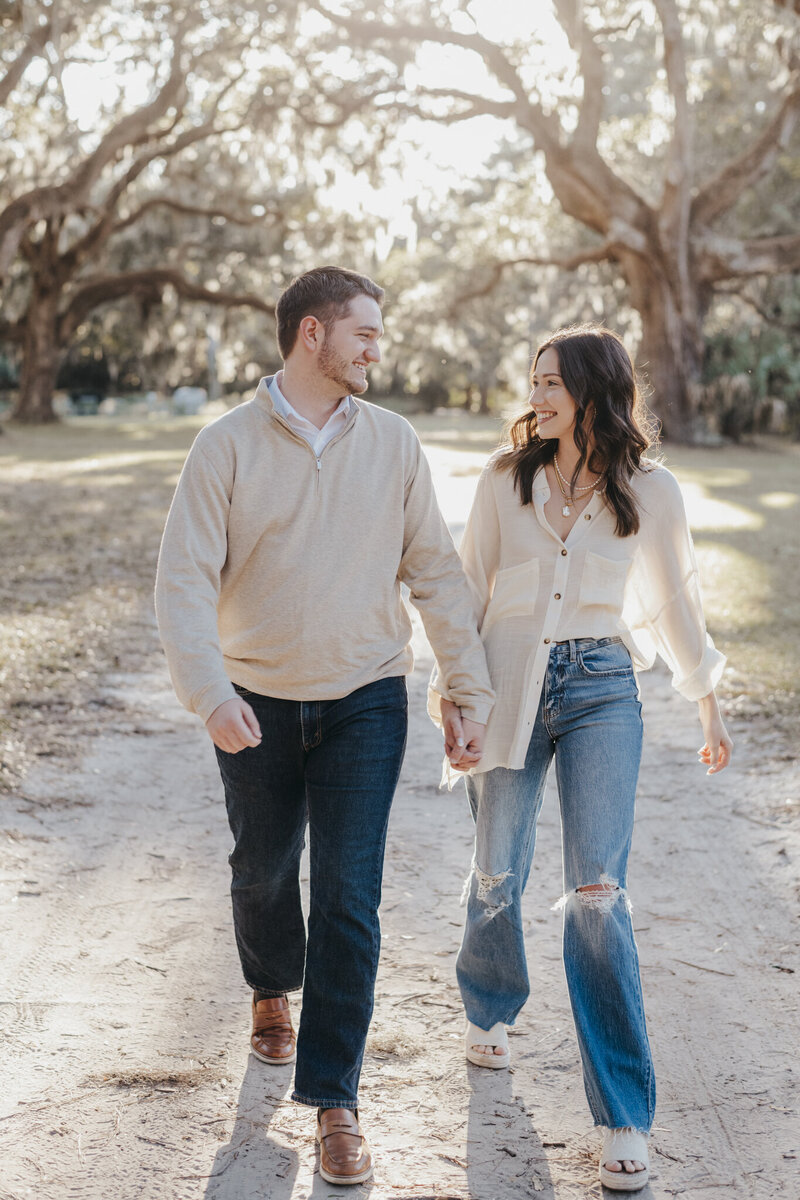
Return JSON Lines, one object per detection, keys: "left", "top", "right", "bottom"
{"left": 599, "top": 1127, "right": 649, "bottom": 1191}
{"left": 465, "top": 1020, "right": 510, "bottom": 1068}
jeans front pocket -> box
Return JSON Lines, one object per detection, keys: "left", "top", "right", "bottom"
{"left": 576, "top": 639, "right": 634, "bottom": 678}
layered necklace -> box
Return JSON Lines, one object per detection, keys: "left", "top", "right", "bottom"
{"left": 553, "top": 453, "right": 602, "bottom": 517}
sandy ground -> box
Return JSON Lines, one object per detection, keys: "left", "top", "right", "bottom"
{"left": 1, "top": 449, "right": 799, "bottom": 1200}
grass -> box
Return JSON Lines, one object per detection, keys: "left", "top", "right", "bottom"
{"left": 1, "top": 408, "right": 797, "bottom": 793}
{"left": 0, "top": 414, "right": 208, "bottom": 790}
{"left": 659, "top": 440, "right": 800, "bottom": 738}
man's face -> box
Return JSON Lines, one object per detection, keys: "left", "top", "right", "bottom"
{"left": 317, "top": 293, "right": 383, "bottom": 395}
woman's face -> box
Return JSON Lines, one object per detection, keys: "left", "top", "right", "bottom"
{"left": 529, "top": 346, "right": 578, "bottom": 443}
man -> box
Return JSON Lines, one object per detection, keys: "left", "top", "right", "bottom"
{"left": 155, "top": 265, "right": 493, "bottom": 1185}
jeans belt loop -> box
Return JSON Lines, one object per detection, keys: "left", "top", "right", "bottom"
{"left": 569, "top": 638, "right": 578, "bottom": 663}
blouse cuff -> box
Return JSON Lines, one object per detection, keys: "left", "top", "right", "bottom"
{"left": 427, "top": 674, "right": 445, "bottom": 729}
{"left": 671, "top": 636, "right": 726, "bottom": 702}
{"left": 429, "top": 681, "right": 491, "bottom": 724}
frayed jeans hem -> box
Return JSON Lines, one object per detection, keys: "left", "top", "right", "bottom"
{"left": 595, "top": 1120, "right": 652, "bottom": 1136}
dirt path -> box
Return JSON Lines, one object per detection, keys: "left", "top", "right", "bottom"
{"left": 2, "top": 451, "right": 799, "bottom": 1200}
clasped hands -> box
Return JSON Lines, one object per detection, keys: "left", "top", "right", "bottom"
{"left": 440, "top": 697, "right": 486, "bottom": 771}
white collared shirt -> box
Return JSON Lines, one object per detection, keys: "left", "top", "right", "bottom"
{"left": 429, "top": 454, "right": 725, "bottom": 774}
{"left": 268, "top": 372, "right": 351, "bottom": 457}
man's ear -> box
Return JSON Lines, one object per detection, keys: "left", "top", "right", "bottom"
{"left": 298, "top": 315, "right": 324, "bottom": 352}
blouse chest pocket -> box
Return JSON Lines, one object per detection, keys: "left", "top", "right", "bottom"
{"left": 578, "top": 551, "right": 630, "bottom": 612}
{"left": 481, "top": 560, "right": 539, "bottom": 636}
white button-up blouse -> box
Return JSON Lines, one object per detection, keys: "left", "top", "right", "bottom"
{"left": 429, "top": 455, "right": 725, "bottom": 774}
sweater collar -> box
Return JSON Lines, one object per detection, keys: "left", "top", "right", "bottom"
{"left": 254, "top": 375, "right": 359, "bottom": 423}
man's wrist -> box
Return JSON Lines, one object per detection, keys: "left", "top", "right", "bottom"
{"left": 458, "top": 704, "right": 491, "bottom": 725}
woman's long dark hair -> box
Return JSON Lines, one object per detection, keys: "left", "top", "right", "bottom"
{"left": 497, "top": 324, "right": 658, "bottom": 537}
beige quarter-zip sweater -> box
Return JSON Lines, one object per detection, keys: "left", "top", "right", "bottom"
{"left": 155, "top": 377, "right": 495, "bottom": 725}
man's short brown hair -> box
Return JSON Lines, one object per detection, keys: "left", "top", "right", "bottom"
{"left": 275, "top": 266, "right": 384, "bottom": 360}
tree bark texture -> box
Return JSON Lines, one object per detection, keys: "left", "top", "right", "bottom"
{"left": 621, "top": 252, "right": 706, "bottom": 439}
{"left": 13, "top": 289, "right": 61, "bottom": 424}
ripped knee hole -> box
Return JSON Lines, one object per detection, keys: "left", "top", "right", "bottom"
{"left": 553, "top": 873, "right": 632, "bottom": 914}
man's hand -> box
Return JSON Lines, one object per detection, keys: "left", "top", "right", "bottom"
{"left": 206, "top": 697, "right": 262, "bottom": 753}
{"left": 441, "top": 698, "right": 486, "bottom": 771}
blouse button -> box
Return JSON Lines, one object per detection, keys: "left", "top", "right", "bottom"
{"left": 585, "top": 513, "right": 591, "bottom": 520}
{"left": 554, "top": 593, "right": 561, "bottom": 600}
{"left": 561, "top": 548, "right": 568, "bottom": 556}
{"left": 543, "top": 638, "right": 551, "bottom": 644}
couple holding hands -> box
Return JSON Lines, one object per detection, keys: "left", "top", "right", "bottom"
{"left": 155, "top": 266, "right": 732, "bottom": 1190}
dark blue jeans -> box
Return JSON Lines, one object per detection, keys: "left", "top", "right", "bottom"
{"left": 214, "top": 675, "right": 408, "bottom": 1109}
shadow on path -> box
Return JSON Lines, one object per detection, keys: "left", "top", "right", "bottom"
{"left": 466, "top": 1062, "right": 554, "bottom": 1199}
{"left": 204, "top": 1059, "right": 299, "bottom": 1199}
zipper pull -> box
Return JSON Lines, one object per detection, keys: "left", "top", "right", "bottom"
{"left": 316, "top": 459, "right": 321, "bottom": 471}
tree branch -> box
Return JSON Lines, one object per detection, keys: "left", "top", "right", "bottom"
{"left": 313, "top": 3, "right": 560, "bottom": 143}
{"left": 56, "top": 72, "right": 271, "bottom": 282}
{"left": 653, "top": 0, "right": 693, "bottom": 310}
{"left": 692, "top": 74, "right": 800, "bottom": 228}
{"left": 289, "top": 76, "right": 400, "bottom": 127}
{"left": 0, "top": 21, "right": 191, "bottom": 275}
{"left": 0, "top": 20, "right": 52, "bottom": 107}
{"left": 315, "top": 2, "right": 653, "bottom": 238}
{"left": 655, "top": 0, "right": 692, "bottom": 212}
{"left": 387, "top": 88, "right": 517, "bottom": 124}
{"left": 111, "top": 197, "right": 280, "bottom": 234}
{"left": 551, "top": 0, "right": 605, "bottom": 153}
{"left": 451, "top": 241, "right": 616, "bottom": 309}
{"left": 716, "top": 281, "right": 800, "bottom": 332}
{"left": 59, "top": 268, "right": 275, "bottom": 341}
{"left": 697, "top": 232, "right": 800, "bottom": 281}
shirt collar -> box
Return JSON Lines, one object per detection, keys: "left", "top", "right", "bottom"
{"left": 532, "top": 466, "right": 550, "bottom": 499}
{"left": 268, "top": 372, "right": 351, "bottom": 425}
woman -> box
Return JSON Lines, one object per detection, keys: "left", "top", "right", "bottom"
{"left": 430, "top": 325, "right": 732, "bottom": 1191}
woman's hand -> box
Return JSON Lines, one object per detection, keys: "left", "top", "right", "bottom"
{"left": 696, "top": 691, "right": 733, "bottom": 775}
{"left": 441, "top": 697, "right": 486, "bottom": 771}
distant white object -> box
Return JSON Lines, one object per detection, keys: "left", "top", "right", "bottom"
{"left": 760, "top": 396, "right": 788, "bottom": 435}
{"left": 172, "top": 386, "right": 207, "bottom": 414}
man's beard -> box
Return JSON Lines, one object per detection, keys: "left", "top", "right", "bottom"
{"left": 318, "top": 342, "right": 368, "bottom": 394}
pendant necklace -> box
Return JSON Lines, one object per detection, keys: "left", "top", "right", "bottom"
{"left": 554, "top": 453, "right": 601, "bottom": 517}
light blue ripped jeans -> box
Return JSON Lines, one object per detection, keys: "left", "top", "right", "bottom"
{"left": 457, "top": 637, "right": 655, "bottom": 1133}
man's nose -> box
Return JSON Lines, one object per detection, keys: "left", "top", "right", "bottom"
{"left": 366, "top": 343, "right": 381, "bottom": 363}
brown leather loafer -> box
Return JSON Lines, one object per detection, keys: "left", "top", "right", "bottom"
{"left": 316, "top": 1107, "right": 373, "bottom": 1185}
{"left": 250, "top": 994, "right": 296, "bottom": 1065}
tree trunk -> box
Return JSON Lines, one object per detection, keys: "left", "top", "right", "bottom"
{"left": 478, "top": 383, "right": 490, "bottom": 414}
{"left": 12, "top": 290, "right": 61, "bottom": 423}
{"left": 624, "top": 255, "right": 704, "bottom": 442}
